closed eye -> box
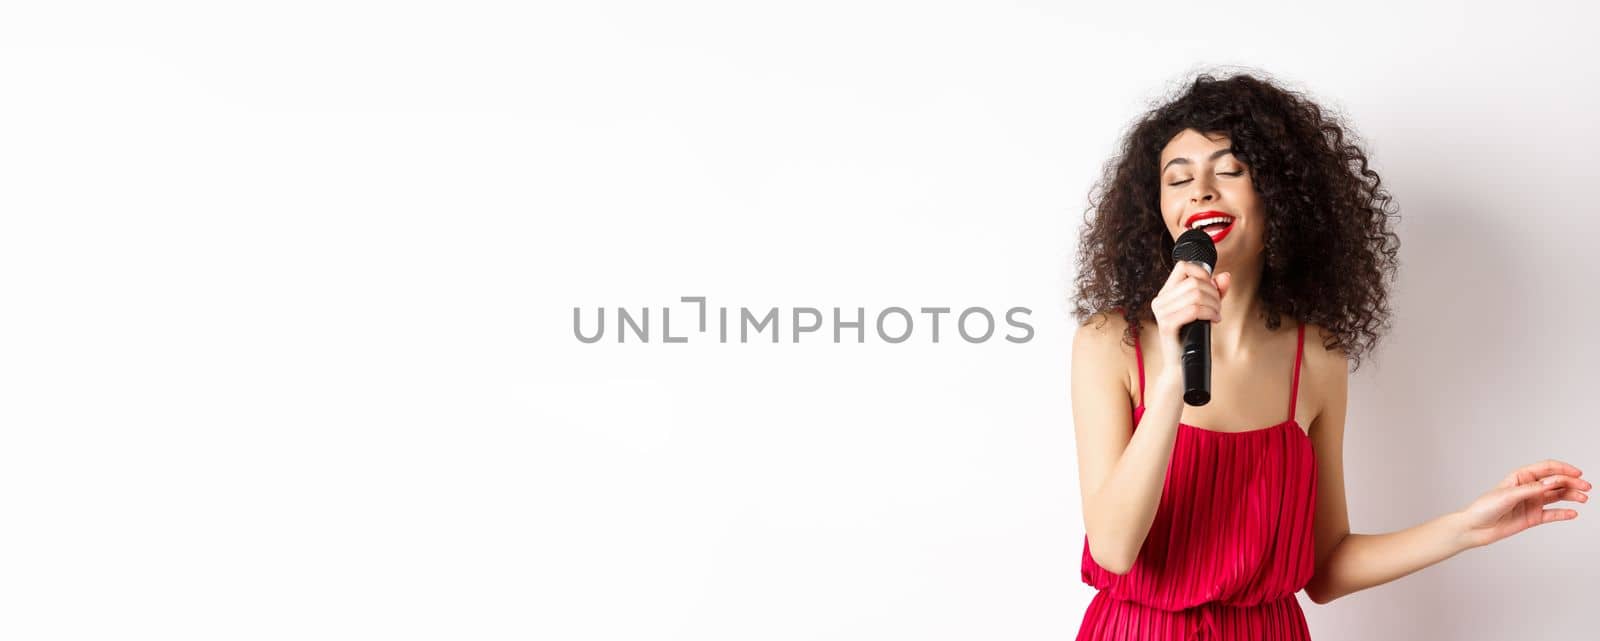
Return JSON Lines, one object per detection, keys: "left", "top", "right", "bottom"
{"left": 1170, "top": 171, "right": 1242, "bottom": 186}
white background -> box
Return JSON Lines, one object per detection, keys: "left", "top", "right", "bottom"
{"left": 3, "top": 1, "right": 1597, "bottom": 639}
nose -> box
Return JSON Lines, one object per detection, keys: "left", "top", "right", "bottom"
{"left": 1189, "top": 178, "right": 1218, "bottom": 204}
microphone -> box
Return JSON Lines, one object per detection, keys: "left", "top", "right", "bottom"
{"left": 1172, "top": 228, "right": 1217, "bottom": 406}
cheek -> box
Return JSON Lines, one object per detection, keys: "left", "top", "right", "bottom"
{"left": 1224, "top": 180, "right": 1257, "bottom": 203}
{"left": 1160, "top": 193, "right": 1184, "bottom": 228}
{"left": 1242, "top": 211, "right": 1268, "bottom": 247}
{"left": 1226, "top": 187, "right": 1263, "bottom": 224}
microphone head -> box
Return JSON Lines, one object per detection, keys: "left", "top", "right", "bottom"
{"left": 1172, "top": 228, "right": 1217, "bottom": 270}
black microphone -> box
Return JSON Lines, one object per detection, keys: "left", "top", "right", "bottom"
{"left": 1172, "top": 228, "right": 1217, "bottom": 406}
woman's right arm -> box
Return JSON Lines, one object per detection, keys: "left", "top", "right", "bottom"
{"left": 1072, "top": 319, "right": 1184, "bottom": 574}
{"left": 1072, "top": 264, "right": 1224, "bottom": 574}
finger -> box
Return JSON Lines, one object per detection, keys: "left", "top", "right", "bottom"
{"left": 1542, "top": 488, "right": 1588, "bottom": 504}
{"left": 1215, "top": 272, "right": 1231, "bottom": 301}
{"left": 1178, "top": 261, "right": 1212, "bottom": 282}
{"left": 1161, "top": 288, "right": 1211, "bottom": 323}
{"left": 1178, "top": 287, "right": 1221, "bottom": 324}
{"left": 1537, "top": 475, "right": 1591, "bottom": 492}
{"left": 1500, "top": 480, "right": 1558, "bottom": 505}
{"left": 1501, "top": 465, "right": 1586, "bottom": 491}
{"left": 1164, "top": 261, "right": 1204, "bottom": 290}
{"left": 1169, "top": 263, "right": 1213, "bottom": 291}
{"left": 1538, "top": 508, "right": 1579, "bottom": 524}
{"left": 1519, "top": 459, "right": 1584, "bottom": 480}
{"left": 1504, "top": 478, "right": 1585, "bottom": 507}
{"left": 1179, "top": 294, "right": 1220, "bottom": 323}
{"left": 1176, "top": 302, "right": 1218, "bottom": 325}
{"left": 1172, "top": 280, "right": 1220, "bottom": 310}
{"left": 1161, "top": 263, "right": 1187, "bottom": 293}
{"left": 1164, "top": 267, "right": 1217, "bottom": 302}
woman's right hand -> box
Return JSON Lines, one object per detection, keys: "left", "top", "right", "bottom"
{"left": 1150, "top": 261, "right": 1231, "bottom": 369}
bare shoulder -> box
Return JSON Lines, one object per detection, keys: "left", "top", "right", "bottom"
{"left": 1072, "top": 311, "right": 1135, "bottom": 401}
{"left": 1299, "top": 322, "right": 1350, "bottom": 428}
{"left": 1301, "top": 322, "right": 1351, "bottom": 377}
{"left": 1075, "top": 311, "right": 1139, "bottom": 356}
{"left": 1075, "top": 310, "right": 1129, "bottom": 343}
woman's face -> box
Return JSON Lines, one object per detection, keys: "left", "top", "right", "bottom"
{"left": 1157, "top": 129, "right": 1266, "bottom": 269}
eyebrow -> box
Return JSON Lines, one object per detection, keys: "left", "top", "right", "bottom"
{"left": 1162, "top": 147, "right": 1236, "bottom": 173}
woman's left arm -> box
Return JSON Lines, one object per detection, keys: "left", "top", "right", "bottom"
{"left": 1300, "top": 339, "right": 1588, "bottom": 605}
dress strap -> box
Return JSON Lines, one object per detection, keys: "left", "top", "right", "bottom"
{"left": 1132, "top": 327, "right": 1145, "bottom": 407}
{"left": 1288, "top": 323, "right": 1305, "bottom": 423}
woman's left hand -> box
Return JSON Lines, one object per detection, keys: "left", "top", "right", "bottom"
{"left": 1456, "top": 459, "right": 1588, "bottom": 550}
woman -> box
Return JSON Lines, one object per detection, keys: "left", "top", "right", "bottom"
{"left": 1068, "top": 71, "right": 1587, "bottom": 639}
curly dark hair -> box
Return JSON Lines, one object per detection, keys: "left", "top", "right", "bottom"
{"left": 1070, "top": 70, "right": 1401, "bottom": 372}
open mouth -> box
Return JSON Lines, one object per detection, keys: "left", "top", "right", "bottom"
{"left": 1186, "top": 214, "right": 1235, "bottom": 244}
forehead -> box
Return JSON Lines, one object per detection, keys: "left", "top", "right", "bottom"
{"left": 1159, "top": 129, "right": 1232, "bottom": 165}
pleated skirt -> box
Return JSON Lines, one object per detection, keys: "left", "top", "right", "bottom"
{"left": 1077, "top": 592, "right": 1311, "bottom": 641}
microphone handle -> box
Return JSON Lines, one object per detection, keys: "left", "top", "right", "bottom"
{"left": 1180, "top": 318, "right": 1211, "bottom": 406}
{"left": 1179, "top": 259, "right": 1213, "bottom": 406}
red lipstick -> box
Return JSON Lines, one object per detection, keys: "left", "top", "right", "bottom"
{"left": 1183, "top": 210, "right": 1235, "bottom": 245}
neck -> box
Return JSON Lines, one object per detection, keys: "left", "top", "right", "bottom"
{"left": 1211, "top": 259, "right": 1268, "bottom": 360}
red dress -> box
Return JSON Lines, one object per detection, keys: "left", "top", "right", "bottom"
{"left": 1078, "top": 323, "right": 1317, "bottom": 640}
